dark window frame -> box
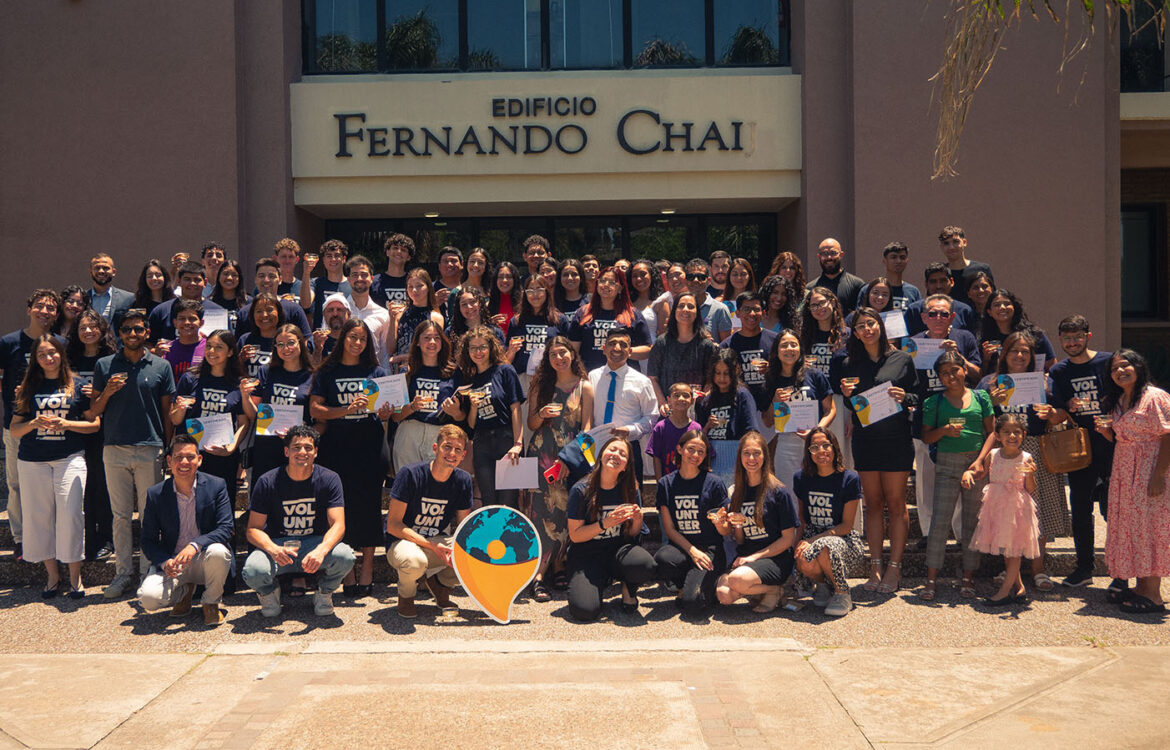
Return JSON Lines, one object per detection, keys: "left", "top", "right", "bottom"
{"left": 302, "top": 0, "right": 790, "bottom": 75}
{"left": 1121, "top": 202, "right": 1168, "bottom": 321}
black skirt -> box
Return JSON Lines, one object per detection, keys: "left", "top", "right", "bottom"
{"left": 318, "top": 419, "right": 389, "bottom": 548}
{"left": 851, "top": 429, "right": 914, "bottom": 472}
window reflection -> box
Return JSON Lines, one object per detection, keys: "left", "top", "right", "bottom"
{"left": 314, "top": 0, "right": 377, "bottom": 72}
{"left": 467, "top": 0, "right": 542, "bottom": 70}
{"left": 630, "top": 0, "right": 704, "bottom": 67}
{"left": 549, "top": 0, "right": 623, "bottom": 69}
{"left": 385, "top": 1, "right": 459, "bottom": 70}
{"left": 715, "top": 0, "right": 782, "bottom": 65}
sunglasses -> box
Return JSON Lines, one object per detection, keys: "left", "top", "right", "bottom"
{"left": 925, "top": 311, "right": 952, "bottom": 319}
{"left": 120, "top": 326, "right": 147, "bottom": 334}
{"left": 686, "top": 273, "right": 708, "bottom": 282}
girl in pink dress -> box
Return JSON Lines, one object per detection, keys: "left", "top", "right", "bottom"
{"left": 968, "top": 414, "right": 1040, "bottom": 605}
{"left": 1098, "top": 349, "right": 1170, "bottom": 615}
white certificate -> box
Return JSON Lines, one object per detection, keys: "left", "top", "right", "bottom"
{"left": 200, "top": 308, "right": 230, "bottom": 336}
{"left": 901, "top": 337, "right": 945, "bottom": 370}
{"left": 364, "top": 374, "right": 409, "bottom": 411}
{"left": 995, "top": 372, "right": 1046, "bottom": 407}
{"left": 186, "top": 413, "right": 235, "bottom": 449}
{"left": 494, "top": 457, "right": 540, "bottom": 490}
{"left": 771, "top": 398, "right": 819, "bottom": 433}
{"left": 526, "top": 345, "right": 544, "bottom": 377}
{"left": 850, "top": 382, "right": 903, "bottom": 427}
{"left": 255, "top": 403, "right": 303, "bottom": 436}
{"left": 1034, "top": 353, "right": 1046, "bottom": 372}
{"left": 881, "top": 310, "right": 908, "bottom": 339}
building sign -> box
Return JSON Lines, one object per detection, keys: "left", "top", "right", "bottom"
{"left": 290, "top": 72, "right": 801, "bottom": 210}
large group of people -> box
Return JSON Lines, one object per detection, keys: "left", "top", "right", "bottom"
{"left": 2, "top": 226, "right": 1167, "bottom": 627}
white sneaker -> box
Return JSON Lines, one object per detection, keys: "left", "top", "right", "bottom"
{"left": 825, "top": 590, "right": 852, "bottom": 617}
{"left": 313, "top": 590, "right": 334, "bottom": 616}
{"left": 258, "top": 589, "right": 282, "bottom": 618}
{"left": 103, "top": 572, "right": 134, "bottom": 600}
{"left": 813, "top": 583, "right": 832, "bottom": 608}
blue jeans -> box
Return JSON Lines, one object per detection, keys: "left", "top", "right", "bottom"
{"left": 241, "top": 535, "right": 356, "bottom": 595}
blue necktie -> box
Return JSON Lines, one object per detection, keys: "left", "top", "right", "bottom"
{"left": 603, "top": 370, "right": 617, "bottom": 424}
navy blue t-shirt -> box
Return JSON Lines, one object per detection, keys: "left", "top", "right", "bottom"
{"left": 389, "top": 461, "right": 473, "bottom": 538}
{"left": 806, "top": 327, "right": 847, "bottom": 376}
{"left": 976, "top": 373, "right": 1048, "bottom": 436}
{"left": 792, "top": 469, "right": 862, "bottom": 532}
{"left": 656, "top": 471, "right": 728, "bottom": 548}
{"left": 257, "top": 365, "right": 313, "bottom": 425}
{"left": 696, "top": 386, "right": 757, "bottom": 441}
{"left": 15, "top": 377, "right": 90, "bottom": 461}
{"left": 249, "top": 465, "right": 345, "bottom": 538}
{"left": 567, "top": 481, "right": 632, "bottom": 554}
{"left": 237, "top": 332, "right": 275, "bottom": 380}
{"left": 0, "top": 331, "right": 66, "bottom": 429}
{"left": 1049, "top": 351, "right": 1112, "bottom": 427}
{"left": 371, "top": 272, "right": 408, "bottom": 307}
{"left": 905, "top": 299, "right": 978, "bottom": 337}
{"left": 720, "top": 329, "right": 777, "bottom": 396}
{"left": 980, "top": 328, "right": 1056, "bottom": 373}
{"left": 911, "top": 329, "right": 982, "bottom": 396}
{"left": 176, "top": 371, "right": 242, "bottom": 420}
{"left": 568, "top": 307, "right": 652, "bottom": 372}
{"left": 507, "top": 314, "right": 569, "bottom": 374}
{"left": 146, "top": 297, "right": 227, "bottom": 342}
{"left": 761, "top": 367, "right": 832, "bottom": 416}
{"left": 309, "top": 277, "right": 351, "bottom": 329}
{"left": 733, "top": 483, "right": 798, "bottom": 557}
{"left": 405, "top": 365, "right": 454, "bottom": 425}
{"left": 311, "top": 363, "right": 388, "bottom": 425}
{"left": 92, "top": 350, "right": 177, "bottom": 447}
{"left": 232, "top": 300, "right": 311, "bottom": 339}
{"left": 452, "top": 364, "right": 525, "bottom": 431}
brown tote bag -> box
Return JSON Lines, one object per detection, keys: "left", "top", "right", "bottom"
{"left": 1039, "top": 424, "right": 1092, "bottom": 474}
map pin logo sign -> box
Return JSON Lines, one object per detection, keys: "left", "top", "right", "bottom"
{"left": 850, "top": 395, "right": 872, "bottom": 427}
{"left": 451, "top": 506, "right": 541, "bottom": 624}
{"left": 256, "top": 404, "right": 275, "bottom": 435}
{"left": 772, "top": 400, "right": 791, "bottom": 432}
{"left": 996, "top": 374, "right": 1016, "bottom": 405}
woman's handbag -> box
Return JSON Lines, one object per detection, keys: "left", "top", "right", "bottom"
{"left": 1039, "top": 423, "right": 1092, "bottom": 474}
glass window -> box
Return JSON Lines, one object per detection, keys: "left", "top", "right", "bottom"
{"left": 478, "top": 218, "right": 552, "bottom": 265}
{"left": 628, "top": 217, "right": 697, "bottom": 263}
{"left": 384, "top": 1, "right": 460, "bottom": 70}
{"left": 555, "top": 219, "right": 624, "bottom": 266}
{"left": 549, "top": 0, "right": 623, "bottom": 69}
{"left": 714, "top": 0, "right": 782, "bottom": 66}
{"left": 312, "top": 0, "right": 378, "bottom": 72}
{"left": 1121, "top": 206, "right": 1160, "bottom": 318}
{"left": 707, "top": 223, "right": 760, "bottom": 268}
{"left": 630, "top": 0, "right": 704, "bottom": 67}
{"left": 467, "top": 0, "right": 543, "bottom": 71}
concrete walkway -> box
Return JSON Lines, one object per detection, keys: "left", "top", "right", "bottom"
{"left": 0, "top": 640, "right": 1165, "bottom": 749}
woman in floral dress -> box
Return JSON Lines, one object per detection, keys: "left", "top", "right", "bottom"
{"left": 1098, "top": 349, "right": 1170, "bottom": 614}
{"left": 525, "top": 335, "right": 593, "bottom": 601}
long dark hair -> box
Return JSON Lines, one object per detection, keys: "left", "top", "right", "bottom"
{"left": 555, "top": 258, "right": 586, "bottom": 309}
{"left": 628, "top": 258, "right": 663, "bottom": 306}
{"left": 798, "top": 286, "right": 846, "bottom": 353}
{"left": 729, "top": 431, "right": 780, "bottom": 530}
{"left": 800, "top": 427, "right": 845, "bottom": 476}
{"left": 406, "top": 267, "right": 439, "bottom": 310}
{"left": 133, "top": 259, "right": 174, "bottom": 309}
{"left": 248, "top": 293, "right": 286, "bottom": 335}
{"left": 270, "top": 323, "right": 313, "bottom": 373}
{"left": 66, "top": 308, "right": 116, "bottom": 365}
{"left": 465, "top": 247, "right": 492, "bottom": 286}
{"left": 1102, "top": 348, "right": 1151, "bottom": 415}
{"left": 845, "top": 307, "right": 892, "bottom": 362}
{"left": 582, "top": 437, "right": 639, "bottom": 523}
{"left": 407, "top": 319, "right": 454, "bottom": 379}
{"left": 764, "top": 328, "right": 806, "bottom": 396}
{"left": 980, "top": 288, "right": 1038, "bottom": 339}
{"left": 758, "top": 274, "right": 797, "bottom": 329}
{"left": 54, "top": 285, "right": 88, "bottom": 334}
{"left": 705, "top": 347, "right": 742, "bottom": 396}
{"left": 676, "top": 428, "right": 712, "bottom": 473}
{"left": 197, "top": 330, "right": 244, "bottom": 384}
{"left": 665, "top": 292, "right": 710, "bottom": 341}
{"left": 16, "top": 336, "right": 75, "bottom": 415}
{"left": 450, "top": 285, "right": 490, "bottom": 338}
{"left": 319, "top": 318, "right": 378, "bottom": 372}
{"left": 489, "top": 261, "right": 521, "bottom": 317}
{"left": 529, "top": 335, "right": 586, "bottom": 409}
{"left": 725, "top": 257, "right": 757, "bottom": 298}
{"left": 211, "top": 260, "right": 249, "bottom": 308}
{"left": 768, "top": 251, "right": 806, "bottom": 300}
{"left": 860, "top": 277, "right": 892, "bottom": 313}
{"left": 456, "top": 324, "right": 505, "bottom": 380}
{"left": 995, "top": 331, "right": 1036, "bottom": 375}
{"left": 518, "top": 275, "right": 559, "bottom": 324}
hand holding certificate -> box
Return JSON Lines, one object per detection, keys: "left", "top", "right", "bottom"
{"left": 995, "top": 372, "right": 1046, "bottom": 407}
{"left": 200, "top": 308, "right": 230, "bottom": 337}
{"left": 901, "top": 337, "right": 945, "bottom": 370}
{"left": 880, "top": 310, "right": 908, "bottom": 339}
{"left": 850, "top": 382, "right": 903, "bottom": 427}
{"left": 772, "top": 399, "right": 819, "bottom": 433}
{"left": 186, "top": 413, "right": 235, "bottom": 449}
{"left": 363, "top": 374, "right": 409, "bottom": 411}
{"left": 255, "top": 403, "right": 303, "bottom": 436}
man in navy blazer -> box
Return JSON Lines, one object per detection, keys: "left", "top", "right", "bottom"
{"left": 87, "top": 254, "right": 136, "bottom": 325}
{"left": 137, "top": 434, "right": 235, "bottom": 626}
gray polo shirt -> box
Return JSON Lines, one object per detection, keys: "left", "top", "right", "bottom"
{"left": 92, "top": 350, "right": 176, "bottom": 447}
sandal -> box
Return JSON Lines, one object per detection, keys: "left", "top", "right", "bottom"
{"left": 532, "top": 579, "right": 552, "bottom": 603}
{"left": 288, "top": 581, "right": 308, "bottom": 598}
{"left": 877, "top": 561, "right": 901, "bottom": 594}
{"left": 752, "top": 589, "right": 783, "bottom": 613}
{"left": 551, "top": 569, "right": 569, "bottom": 591}
{"left": 1119, "top": 595, "right": 1166, "bottom": 614}
{"left": 959, "top": 576, "right": 978, "bottom": 599}
{"left": 918, "top": 579, "right": 937, "bottom": 601}
{"left": 1032, "top": 573, "right": 1055, "bottom": 592}
{"left": 863, "top": 559, "right": 883, "bottom": 592}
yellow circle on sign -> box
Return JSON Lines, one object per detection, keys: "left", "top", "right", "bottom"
{"left": 486, "top": 539, "right": 507, "bottom": 560}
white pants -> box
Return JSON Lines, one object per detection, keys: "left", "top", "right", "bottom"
{"left": 137, "top": 543, "right": 233, "bottom": 610}
{"left": 773, "top": 432, "right": 804, "bottom": 489}
{"left": 4, "top": 430, "right": 23, "bottom": 543}
{"left": 104, "top": 444, "right": 163, "bottom": 576}
{"left": 392, "top": 420, "right": 441, "bottom": 473}
{"left": 17, "top": 453, "right": 86, "bottom": 564}
{"left": 914, "top": 438, "right": 961, "bottom": 540}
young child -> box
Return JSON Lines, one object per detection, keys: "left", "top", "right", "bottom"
{"left": 647, "top": 383, "right": 702, "bottom": 479}
{"left": 966, "top": 414, "right": 1040, "bottom": 605}
{"left": 696, "top": 349, "right": 757, "bottom": 443}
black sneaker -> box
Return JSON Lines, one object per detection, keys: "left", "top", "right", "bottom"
{"left": 1106, "top": 578, "right": 1132, "bottom": 604}
{"left": 1062, "top": 568, "right": 1093, "bottom": 588}
{"left": 94, "top": 544, "right": 114, "bottom": 561}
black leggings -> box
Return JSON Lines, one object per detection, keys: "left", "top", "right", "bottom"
{"left": 1067, "top": 435, "right": 1113, "bottom": 570}
{"left": 654, "top": 543, "right": 725, "bottom": 614}
{"left": 473, "top": 425, "right": 519, "bottom": 509}
{"left": 567, "top": 544, "right": 657, "bottom": 621}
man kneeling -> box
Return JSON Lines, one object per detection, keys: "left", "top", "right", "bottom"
{"left": 242, "top": 425, "right": 355, "bottom": 617}
{"left": 385, "top": 425, "right": 472, "bottom": 618}
{"left": 137, "top": 434, "right": 235, "bottom": 626}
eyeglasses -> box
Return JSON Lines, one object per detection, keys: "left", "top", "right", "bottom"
{"left": 524, "top": 289, "right": 546, "bottom": 297}
{"left": 808, "top": 301, "right": 830, "bottom": 311}
{"left": 925, "top": 310, "right": 952, "bottom": 319}
{"left": 596, "top": 278, "right": 618, "bottom": 287}
{"left": 120, "top": 326, "right": 147, "bottom": 334}
{"left": 275, "top": 340, "right": 300, "bottom": 349}
{"left": 808, "top": 444, "right": 834, "bottom": 453}
{"left": 468, "top": 344, "right": 490, "bottom": 353}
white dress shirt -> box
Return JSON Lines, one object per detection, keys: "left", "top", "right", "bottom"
{"left": 589, "top": 363, "right": 659, "bottom": 442}
{"left": 346, "top": 295, "right": 390, "bottom": 369}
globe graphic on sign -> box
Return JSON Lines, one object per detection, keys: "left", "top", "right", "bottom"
{"left": 455, "top": 505, "right": 539, "bottom": 565}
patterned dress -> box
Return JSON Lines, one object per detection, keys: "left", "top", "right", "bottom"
{"left": 526, "top": 380, "right": 584, "bottom": 565}
{"left": 1105, "top": 386, "right": 1170, "bottom": 579}
{"left": 393, "top": 305, "right": 433, "bottom": 370}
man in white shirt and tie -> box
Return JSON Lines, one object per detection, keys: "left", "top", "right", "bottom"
{"left": 589, "top": 328, "right": 660, "bottom": 479}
